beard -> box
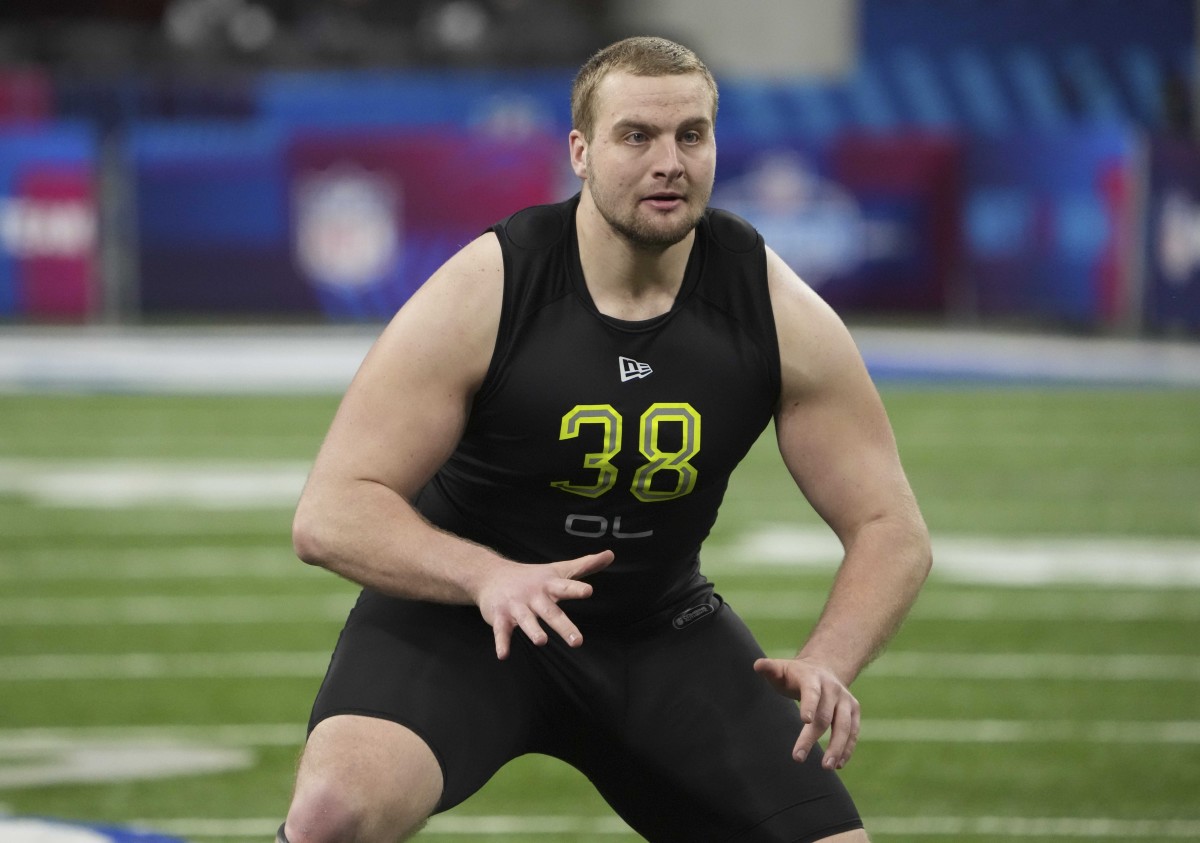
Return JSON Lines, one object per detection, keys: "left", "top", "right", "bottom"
{"left": 585, "top": 162, "right": 710, "bottom": 250}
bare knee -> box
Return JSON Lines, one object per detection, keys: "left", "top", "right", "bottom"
{"left": 285, "top": 774, "right": 370, "bottom": 843}
{"left": 284, "top": 715, "right": 442, "bottom": 843}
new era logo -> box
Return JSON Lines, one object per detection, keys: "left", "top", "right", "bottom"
{"left": 619, "top": 356, "right": 653, "bottom": 382}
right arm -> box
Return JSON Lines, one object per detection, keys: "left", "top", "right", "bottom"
{"left": 292, "top": 233, "right": 612, "bottom": 657}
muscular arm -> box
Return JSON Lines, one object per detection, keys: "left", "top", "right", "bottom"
{"left": 753, "top": 245, "right": 932, "bottom": 767}
{"left": 292, "top": 233, "right": 612, "bottom": 657}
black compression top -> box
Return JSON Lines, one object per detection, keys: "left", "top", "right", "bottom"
{"left": 414, "top": 193, "right": 781, "bottom": 624}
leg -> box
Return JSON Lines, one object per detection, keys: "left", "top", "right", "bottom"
{"left": 568, "top": 598, "right": 863, "bottom": 842}
{"left": 284, "top": 714, "right": 443, "bottom": 843}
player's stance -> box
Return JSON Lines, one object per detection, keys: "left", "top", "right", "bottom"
{"left": 280, "top": 35, "right": 931, "bottom": 842}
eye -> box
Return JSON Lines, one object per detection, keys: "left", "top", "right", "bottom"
{"left": 625, "top": 131, "right": 648, "bottom": 144}
{"left": 680, "top": 129, "right": 704, "bottom": 145}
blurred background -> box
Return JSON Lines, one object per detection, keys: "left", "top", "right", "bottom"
{"left": 0, "top": 0, "right": 1197, "bottom": 335}
{"left": 2, "top": 4, "right": 1199, "bottom": 841}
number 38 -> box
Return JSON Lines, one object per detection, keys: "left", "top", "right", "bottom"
{"left": 551, "top": 403, "right": 701, "bottom": 502}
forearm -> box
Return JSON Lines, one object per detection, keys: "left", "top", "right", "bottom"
{"left": 292, "top": 478, "right": 508, "bottom": 605}
{"left": 797, "top": 514, "right": 931, "bottom": 684}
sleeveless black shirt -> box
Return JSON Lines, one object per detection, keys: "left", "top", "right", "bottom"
{"left": 415, "top": 194, "right": 781, "bottom": 624}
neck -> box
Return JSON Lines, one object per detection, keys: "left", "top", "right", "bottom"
{"left": 575, "top": 190, "right": 696, "bottom": 321}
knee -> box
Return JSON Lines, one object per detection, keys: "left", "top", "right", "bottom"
{"left": 284, "top": 774, "right": 432, "bottom": 843}
{"left": 284, "top": 777, "right": 368, "bottom": 843}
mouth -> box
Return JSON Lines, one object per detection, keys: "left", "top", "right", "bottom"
{"left": 642, "top": 192, "right": 685, "bottom": 211}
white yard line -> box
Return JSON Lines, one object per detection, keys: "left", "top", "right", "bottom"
{"left": 0, "top": 459, "right": 309, "bottom": 509}
{"left": 713, "top": 524, "right": 1200, "bottom": 587}
{"left": 1, "top": 651, "right": 1197, "bottom": 682}
{"left": 0, "top": 549, "right": 300, "bottom": 581}
{"left": 4, "top": 720, "right": 1198, "bottom": 749}
{"left": 1, "top": 590, "right": 1196, "bottom": 626}
{"left": 0, "top": 595, "right": 355, "bottom": 625}
{"left": 3, "top": 326, "right": 1200, "bottom": 392}
{"left": 116, "top": 814, "right": 1200, "bottom": 839}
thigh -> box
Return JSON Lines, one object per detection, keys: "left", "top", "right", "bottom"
{"left": 581, "top": 601, "right": 864, "bottom": 842}
{"left": 308, "top": 590, "right": 540, "bottom": 811}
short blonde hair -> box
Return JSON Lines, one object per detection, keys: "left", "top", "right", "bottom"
{"left": 571, "top": 36, "right": 719, "bottom": 141}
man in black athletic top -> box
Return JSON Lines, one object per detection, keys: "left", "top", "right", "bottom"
{"left": 281, "top": 36, "right": 931, "bottom": 843}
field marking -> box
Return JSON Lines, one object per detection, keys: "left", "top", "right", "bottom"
{"left": 868, "top": 816, "right": 1200, "bottom": 838}
{"left": 4, "top": 720, "right": 1199, "bottom": 749}
{"left": 712, "top": 524, "right": 1200, "bottom": 587}
{"left": 0, "top": 459, "right": 308, "bottom": 509}
{"left": 2, "top": 651, "right": 1198, "bottom": 682}
{"left": 4, "top": 520, "right": 1200, "bottom": 589}
{"left": 723, "top": 589, "right": 1200, "bottom": 621}
{"left": 118, "top": 814, "right": 1200, "bottom": 838}
{"left": 4, "top": 325, "right": 1200, "bottom": 393}
{"left": 0, "top": 594, "right": 356, "bottom": 625}
{"left": 866, "top": 652, "right": 1200, "bottom": 681}
{"left": 0, "top": 742, "right": 252, "bottom": 789}
{"left": 0, "top": 651, "right": 328, "bottom": 681}
{"left": 0, "top": 549, "right": 302, "bottom": 581}
{"left": 4, "top": 589, "right": 1198, "bottom": 627}
{"left": 2, "top": 721, "right": 1196, "bottom": 803}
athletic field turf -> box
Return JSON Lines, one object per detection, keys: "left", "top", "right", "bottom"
{"left": 1, "top": 382, "right": 1198, "bottom": 842}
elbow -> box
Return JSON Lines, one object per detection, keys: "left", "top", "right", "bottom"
{"left": 292, "top": 495, "right": 332, "bottom": 569}
{"left": 912, "top": 519, "right": 933, "bottom": 582}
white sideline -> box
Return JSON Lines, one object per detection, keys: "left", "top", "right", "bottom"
{"left": 3, "top": 719, "right": 1198, "bottom": 749}
{"left": 2, "top": 651, "right": 1198, "bottom": 682}
{"left": 1, "top": 325, "right": 1199, "bottom": 392}
{"left": 106, "top": 814, "right": 1200, "bottom": 838}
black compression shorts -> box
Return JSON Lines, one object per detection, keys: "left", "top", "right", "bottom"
{"left": 308, "top": 588, "right": 864, "bottom": 842}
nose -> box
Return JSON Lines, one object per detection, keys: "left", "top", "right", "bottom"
{"left": 653, "top": 139, "right": 685, "bottom": 181}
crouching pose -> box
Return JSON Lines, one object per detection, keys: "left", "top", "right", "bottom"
{"left": 280, "top": 34, "right": 931, "bottom": 843}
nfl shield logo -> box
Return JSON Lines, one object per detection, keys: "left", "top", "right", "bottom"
{"left": 293, "top": 165, "right": 400, "bottom": 291}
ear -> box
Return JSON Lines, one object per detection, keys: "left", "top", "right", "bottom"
{"left": 569, "top": 129, "right": 588, "bottom": 179}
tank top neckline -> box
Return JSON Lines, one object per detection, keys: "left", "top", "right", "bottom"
{"left": 566, "top": 207, "right": 706, "bottom": 333}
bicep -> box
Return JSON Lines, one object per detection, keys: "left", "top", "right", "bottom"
{"left": 768, "top": 249, "right": 917, "bottom": 542}
{"left": 306, "top": 234, "right": 503, "bottom": 500}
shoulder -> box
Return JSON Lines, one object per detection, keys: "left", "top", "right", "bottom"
{"left": 370, "top": 232, "right": 504, "bottom": 393}
{"left": 703, "top": 207, "right": 763, "bottom": 254}
{"left": 765, "top": 245, "right": 867, "bottom": 402}
{"left": 414, "top": 231, "right": 504, "bottom": 314}
{"left": 494, "top": 196, "right": 577, "bottom": 251}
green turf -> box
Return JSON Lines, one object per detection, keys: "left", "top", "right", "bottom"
{"left": 1, "top": 387, "right": 1198, "bottom": 842}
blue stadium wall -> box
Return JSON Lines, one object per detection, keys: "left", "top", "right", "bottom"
{"left": 0, "top": 0, "right": 1197, "bottom": 334}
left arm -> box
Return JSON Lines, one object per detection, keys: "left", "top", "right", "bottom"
{"left": 753, "top": 246, "right": 932, "bottom": 769}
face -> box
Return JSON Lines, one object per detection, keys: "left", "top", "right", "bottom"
{"left": 571, "top": 70, "right": 717, "bottom": 250}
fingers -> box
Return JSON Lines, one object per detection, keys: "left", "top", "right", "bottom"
{"left": 752, "top": 657, "right": 789, "bottom": 693}
{"left": 491, "top": 601, "right": 553, "bottom": 659}
{"left": 755, "top": 657, "right": 861, "bottom": 769}
{"left": 492, "top": 619, "right": 513, "bottom": 661}
{"left": 531, "top": 596, "right": 584, "bottom": 650}
{"left": 822, "top": 694, "right": 860, "bottom": 769}
{"left": 798, "top": 683, "right": 859, "bottom": 769}
{"left": 493, "top": 603, "right": 583, "bottom": 659}
{"left": 485, "top": 556, "right": 607, "bottom": 659}
{"left": 500, "top": 552, "right": 611, "bottom": 656}
{"left": 556, "top": 550, "right": 615, "bottom": 581}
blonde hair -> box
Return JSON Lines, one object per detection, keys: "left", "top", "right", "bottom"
{"left": 571, "top": 36, "right": 719, "bottom": 141}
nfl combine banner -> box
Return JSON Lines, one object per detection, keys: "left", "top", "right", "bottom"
{"left": 1143, "top": 136, "right": 1200, "bottom": 335}
{"left": 286, "top": 130, "right": 563, "bottom": 320}
{"left": 129, "top": 122, "right": 564, "bottom": 320}
{"left": 0, "top": 124, "right": 100, "bottom": 321}
{"left": 960, "top": 128, "right": 1138, "bottom": 328}
{"left": 712, "top": 134, "right": 961, "bottom": 317}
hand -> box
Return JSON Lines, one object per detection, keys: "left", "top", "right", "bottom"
{"left": 753, "top": 656, "right": 861, "bottom": 770}
{"left": 475, "top": 550, "right": 614, "bottom": 659}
